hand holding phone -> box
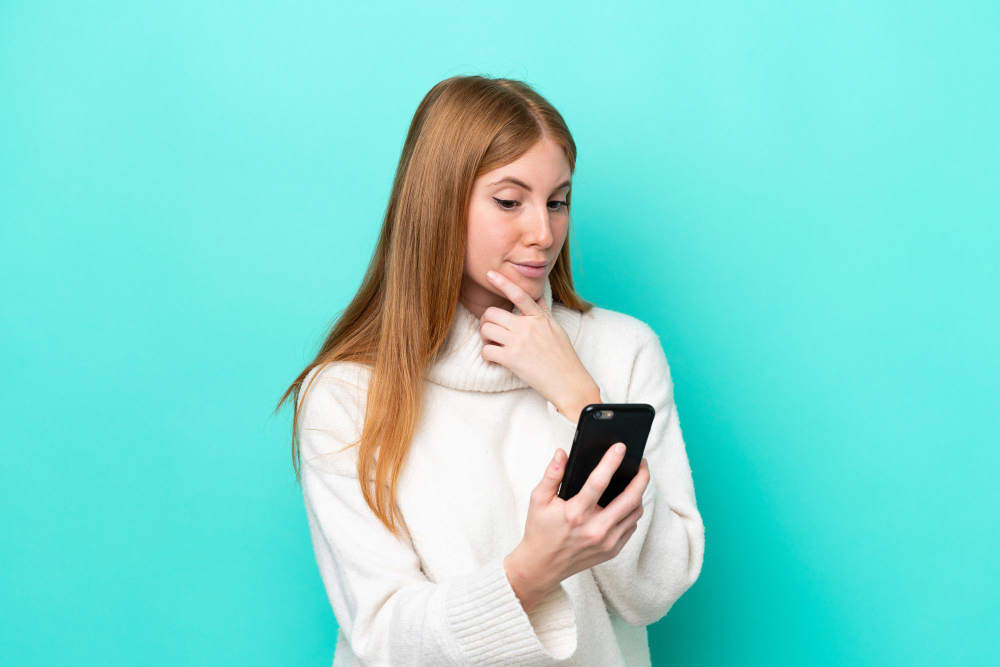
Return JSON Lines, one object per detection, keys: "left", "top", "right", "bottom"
{"left": 504, "top": 403, "right": 654, "bottom": 609}
{"left": 558, "top": 403, "right": 655, "bottom": 507}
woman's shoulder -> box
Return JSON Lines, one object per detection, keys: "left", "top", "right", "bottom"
{"left": 297, "top": 360, "right": 374, "bottom": 417}
{"left": 568, "top": 304, "right": 673, "bottom": 402}
{"left": 297, "top": 361, "right": 374, "bottom": 477}
{"left": 303, "top": 359, "right": 373, "bottom": 392}
{"left": 576, "top": 303, "right": 661, "bottom": 352}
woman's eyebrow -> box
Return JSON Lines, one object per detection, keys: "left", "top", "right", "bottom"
{"left": 487, "top": 176, "right": 572, "bottom": 193}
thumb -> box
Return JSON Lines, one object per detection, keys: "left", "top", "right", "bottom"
{"left": 537, "top": 448, "right": 566, "bottom": 499}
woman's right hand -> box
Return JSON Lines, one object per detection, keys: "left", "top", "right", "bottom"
{"left": 503, "top": 444, "right": 649, "bottom": 610}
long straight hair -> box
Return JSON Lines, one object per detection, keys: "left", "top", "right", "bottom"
{"left": 274, "top": 75, "right": 593, "bottom": 537}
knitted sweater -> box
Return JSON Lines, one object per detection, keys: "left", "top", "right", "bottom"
{"left": 297, "top": 276, "right": 705, "bottom": 666}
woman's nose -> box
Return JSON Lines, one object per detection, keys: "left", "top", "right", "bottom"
{"left": 524, "top": 205, "right": 554, "bottom": 246}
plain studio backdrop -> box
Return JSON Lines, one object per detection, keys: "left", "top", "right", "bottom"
{"left": 1, "top": 1, "right": 996, "bottom": 665}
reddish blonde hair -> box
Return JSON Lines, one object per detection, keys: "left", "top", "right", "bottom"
{"left": 274, "top": 75, "right": 593, "bottom": 537}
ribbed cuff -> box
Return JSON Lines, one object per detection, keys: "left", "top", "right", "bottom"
{"left": 525, "top": 583, "right": 578, "bottom": 659}
{"left": 444, "top": 555, "right": 577, "bottom": 665}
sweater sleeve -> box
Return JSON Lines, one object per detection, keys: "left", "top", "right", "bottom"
{"left": 545, "top": 327, "right": 706, "bottom": 627}
{"left": 298, "top": 364, "right": 579, "bottom": 666}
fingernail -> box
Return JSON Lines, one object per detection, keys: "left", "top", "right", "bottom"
{"left": 486, "top": 270, "right": 497, "bottom": 280}
{"left": 615, "top": 443, "right": 625, "bottom": 454}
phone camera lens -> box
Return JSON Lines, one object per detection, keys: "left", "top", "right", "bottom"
{"left": 594, "top": 410, "right": 603, "bottom": 418}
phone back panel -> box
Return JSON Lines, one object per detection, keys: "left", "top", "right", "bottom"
{"left": 557, "top": 403, "right": 655, "bottom": 507}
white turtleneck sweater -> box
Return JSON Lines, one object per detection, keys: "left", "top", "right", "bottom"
{"left": 297, "top": 276, "right": 705, "bottom": 666}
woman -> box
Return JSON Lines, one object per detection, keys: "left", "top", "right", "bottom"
{"left": 277, "top": 75, "right": 705, "bottom": 666}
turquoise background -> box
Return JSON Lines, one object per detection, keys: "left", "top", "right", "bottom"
{"left": 2, "top": 1, "right": 997, "bottom": 665}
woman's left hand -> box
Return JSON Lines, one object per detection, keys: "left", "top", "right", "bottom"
{"left": 479, "top": 270, "right": 600, "bottom": 418}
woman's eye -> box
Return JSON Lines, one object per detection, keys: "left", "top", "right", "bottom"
{"left": 492, "top": 197, "right": 568, "bottom": 212}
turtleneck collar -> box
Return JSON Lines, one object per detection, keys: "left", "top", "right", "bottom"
{"left": 425, "top": 275, "right": 584, "bottom": 393}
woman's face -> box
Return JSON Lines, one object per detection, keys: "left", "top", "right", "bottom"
{"left": 461, "top": 137, "right": 572, "bottom": 318}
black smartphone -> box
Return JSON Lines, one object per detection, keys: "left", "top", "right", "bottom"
{"left": 557, "top": 403, "right": 655, "bottom": 507}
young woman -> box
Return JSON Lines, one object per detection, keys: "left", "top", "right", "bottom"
{"left": 277, "top": 75, "right": 705, "bottom": 666}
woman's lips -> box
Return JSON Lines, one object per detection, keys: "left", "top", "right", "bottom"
{"left": 509, "top": 261, "right": 547, "bottom": 278}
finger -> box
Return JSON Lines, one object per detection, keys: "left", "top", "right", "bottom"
{"left": 611, "top": 522, "right": 639, "bottom": 555}
{"left": 480, "top": 321, "right": 510, "bottom": 346}
{"left": 610, "top": 497, "right": 644, "bottom": 537}
{"left": 601, "top": 457, "right": 650, "bottom": 524}
{"left": 535, "top": 448, "right": 567, "bottom": 501}
{"left": 534, "top": 292, "right": 549, "bottom": 313}
{"left": 569, "top": 442, "right": 627, "bottom": 512}
{"left": 486, "top": 270, "right": 542, "bottom": 316}
{"left": 480, "top": 305, "right": 518, "bottom": 330}
{"left": 480, "top": 341, "right": 504, "bottom": 365}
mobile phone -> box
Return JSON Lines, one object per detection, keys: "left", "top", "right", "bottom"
{"left": 557, "top": 403, "right": 655, "bottom": 507}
